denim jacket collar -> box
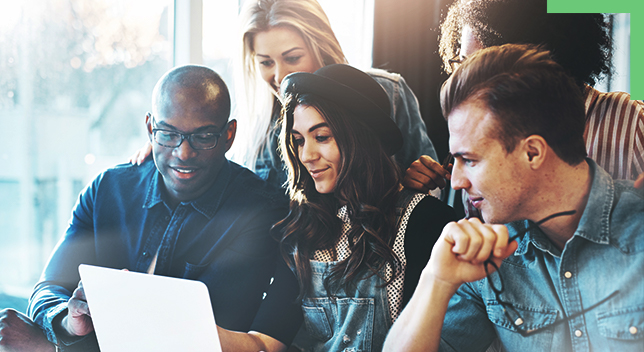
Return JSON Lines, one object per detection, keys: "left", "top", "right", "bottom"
{"left": 512, "top": 159, "right": 613, "bottom": 256}
{"left": 142, "top": 160, "right": 233, "bottom": 220}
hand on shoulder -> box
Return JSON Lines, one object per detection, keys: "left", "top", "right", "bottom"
{"left": 403, "top": 155, "right": 451, "bottom": 193}
{"left": 635, "top": 172, "right": 644, "bottom": 189}
{"left": 127, "top": 142, "right": 152, "bottom": 165}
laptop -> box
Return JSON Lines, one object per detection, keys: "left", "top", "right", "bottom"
{"left": 78, "top": 264, "right": 222, "bottom": 352}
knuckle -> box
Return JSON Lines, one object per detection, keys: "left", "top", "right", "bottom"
{"left": 443, "top": 221, "right": 460, "bottom": 234}
{"left": 469, "top": 233, "right": 482, "bottom": 245}
{"left": 468, "top": 217, "right": 482, "bottom": 225}
{"left": 456, "top": 218, "right": 469, "bottom": 225}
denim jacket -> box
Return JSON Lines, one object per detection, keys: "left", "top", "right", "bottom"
{"left": 254, "top": 69, "right": 438, "bottom": 189}
{"left": 440, "top": 159, "right": 644, "bottom": 352}
{"left": 27, "top": 159, "right": 287, "bottom": 351}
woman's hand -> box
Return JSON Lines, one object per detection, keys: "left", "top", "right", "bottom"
{"left": 128, "top": 142, "right": 153, "bottom": 165}
{"left": 402, "top": 155, "right": 451, "bottom": 193}
{"left": 635, "top": 172, "right": 644, "bottom": 189}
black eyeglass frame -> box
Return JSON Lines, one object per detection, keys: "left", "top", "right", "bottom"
{"left": 442, "top": 152, "right": 455, "bottom": 170}
{"left": 483, "top": 210, "right": 619, "bottom": 336}
{"left": 150, "top": 115, "right": 229, "bottom": 151}
{"left": 448, "top": 51, "right": 467, "bottom": 72}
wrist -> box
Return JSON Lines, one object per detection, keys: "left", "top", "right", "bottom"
{"left": 59, "top": 314, "right": 77, "bottom": 337}
{"left": 419, "top": 268, "right": 462, "bottom": 295}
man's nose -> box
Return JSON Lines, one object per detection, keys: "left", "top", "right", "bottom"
{"left": 449, "top": 160, "right": 471, "bottom": 191}
{"left": 173, "top": 138, "right": 197, "bottom": 161}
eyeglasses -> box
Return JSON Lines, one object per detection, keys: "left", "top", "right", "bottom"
{"left": 484, "top": 210, "right": 619, "bottom": 336}
{"left": 448, "top": 51, "right": 467, "bottom": 72}
{"left": 150, "top": 115, "right": 228, "bottom": 150}
{"left": 442, "top": 152, "right": 455, "bottom": 170}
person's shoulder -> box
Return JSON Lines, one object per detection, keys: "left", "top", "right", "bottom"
{"left": 364, "top": 68, "right": 416, "bottom": 101}
{"left": 402, "top": 190, "right": 458, "bottom": 234}
{"left": 586, "top": 86, "right": 644, "bottom": 115}
{"left": 226, "top": 161, "right": 288, "bottom": 205}
{"left": 613, "top": 180, "right": 644, "bottom": 207}
{"left": 402, "top": 192, "right": 456, "bottom": 259}
{"left": 89, "top": 159, "right": 155, "bottom": 187}
{"left": 609, "top": 180, "right": 644, "bottom": 251}
{"left": 409, "top": 192, "right": 457, "bottom": 218}
{"left": 365, "top": 67, "right": 402, "bottom": 83}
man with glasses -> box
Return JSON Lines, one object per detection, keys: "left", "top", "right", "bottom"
{"left": 384, "top": 44, "right": 644, "bottom": 351}
{"left": 0, "top": 65, "right": 288, "bottom": 351}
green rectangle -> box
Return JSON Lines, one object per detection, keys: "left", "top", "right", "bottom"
{"left": 548, "top": 0, "right": 643, "bottom": 99}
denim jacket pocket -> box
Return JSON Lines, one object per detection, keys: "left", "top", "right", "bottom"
{"left": 597, "top": 305, "right": 644, "bottom": 340}
{"left": 301, "top": 296, "right": 376, "bottom": 351}
{"left": 182, "top": 261, "right": 208, "bottom": 280}
{"left": 301, "top": 303, "right": 333, "bottom": 342}
{"left": 486, "top": 301, "right": 558, "bottom": 332}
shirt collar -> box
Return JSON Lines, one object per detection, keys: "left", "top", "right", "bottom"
{"left": 573, "top": 158, "right": 614, "bottom": 245}
{"left": 510, "top": 159, "right": 614, "bottom": 256}
{"left": 143, "top": 170, "right": 165, "bottom": 209}
{"left": 143, "top": 160, "right": 233, "bottom": 219}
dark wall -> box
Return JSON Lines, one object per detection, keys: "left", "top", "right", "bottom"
{"left": 373, "top": 0, "right": 453, "bottom": 162}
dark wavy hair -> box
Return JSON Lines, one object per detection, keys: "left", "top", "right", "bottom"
{"left": 439, "top": 0, "right": 611, "bottom": 88}
{"left": 277, "top": 93, "right": 402, "bottom": 298}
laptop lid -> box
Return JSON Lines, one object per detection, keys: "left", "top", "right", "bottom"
{"left": 78, "top": 264, "right": 222, "bottom": 352}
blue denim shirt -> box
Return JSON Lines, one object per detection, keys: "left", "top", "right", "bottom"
{"left": 440, "top": 159, "right": 644, "bottom": 352}
{"left": 255, "top": 69, "right": 438, "bottom": 189}
{"left": 27, "top": 159, "right": 288, "bottom": 351}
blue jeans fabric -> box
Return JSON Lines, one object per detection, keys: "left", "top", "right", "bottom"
{"left": 26, "top": 159, "right": 288, "bottom": 350}
{"left": 440, "top": 159, "right": 644, "bottom": 352}
{"left": 255, "top": 69, "right": 438, "bottom": 189}
{"left": 297, "top": 261, "right": 391, "bottom": 352}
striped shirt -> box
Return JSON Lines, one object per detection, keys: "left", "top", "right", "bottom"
{"left": 583, "top": 85, "right": 644, "bottom": 180}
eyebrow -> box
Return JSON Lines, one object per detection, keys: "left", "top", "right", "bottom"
{"left": 451, "top": 152, "right": 468, "bottom": 159}
{"left": 154, "top": 120, "right": 219, "bottom": 133}
{"left": 291, "top": 122, "right": 329, "bottom": 135}
{"left": 256, "top": 47, "right": 304, "bottom": 58}
{"left": 281, "top": 47, "right": 303, "bottom": 56}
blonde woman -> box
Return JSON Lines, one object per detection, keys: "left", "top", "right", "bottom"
{"left": 132, "top": 0, "right": 445, "bottom": 194}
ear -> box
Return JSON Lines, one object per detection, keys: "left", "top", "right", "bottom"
{"left": 522, "top": 135, "right": 547, "bottom": 170}
{"left": 145, "top": 112, "right": 154, "bottom": 141}
{"left": 223, "top": 119, "right": 237, "bottom": 152}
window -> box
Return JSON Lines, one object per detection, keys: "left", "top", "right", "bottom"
{"left": 0, "top": 0, "right": 172, "bottom": 311}
{"left": 0, "top": 0, "right": 375, "bottom": 312}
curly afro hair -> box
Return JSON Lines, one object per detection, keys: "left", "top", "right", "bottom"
{"left": 439, "top": 0, "right": 612, "bottom": 87}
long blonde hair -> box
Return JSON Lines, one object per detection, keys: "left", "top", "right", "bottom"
{"left": 231, "top": 0, "right": 347, "bottom": 168}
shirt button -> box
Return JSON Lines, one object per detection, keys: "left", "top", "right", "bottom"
{"left": 514, "top": 318, "right": 524, "bottom": 326}
{"left": 164, "top": 216, "right": 170, "bottom": 221}
{"left": 564, "top": 271, "right": 572, "bottom": 279}
{"left": 575, "top": 330, "right": 583, "bottom": 337}
{"left": 142, "top": 251, "right": 149, "bottom": 257}
{"left": 630, "top": 326, "right": 638, "bottom": 335}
